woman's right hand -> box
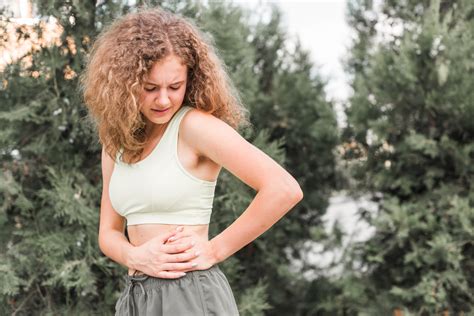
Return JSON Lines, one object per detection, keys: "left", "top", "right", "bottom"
{"left": 128, "top": 226, "right": 200, "bottom": 278}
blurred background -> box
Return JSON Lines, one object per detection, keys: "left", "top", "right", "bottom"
{"left": 1, "top": 0, "right": 473, "bottom": 315}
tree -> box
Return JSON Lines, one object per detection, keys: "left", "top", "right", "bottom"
{"left": 342, "top": 0, "right": 474, "bottom": 313}
{"left": 0, "top": 1, "right": 338, "bottom": 314}
{"left": 240, "top": 4, "right": 340, "bottom": 314}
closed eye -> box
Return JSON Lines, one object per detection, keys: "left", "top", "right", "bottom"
{"left": 144, "top": 86, "right": 180, "bottom": 92}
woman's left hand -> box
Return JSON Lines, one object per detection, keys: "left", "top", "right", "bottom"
{"left": 164, "top": 230, "right": 219, "bottom": 273}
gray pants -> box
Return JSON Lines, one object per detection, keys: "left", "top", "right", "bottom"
{"left": 114, "top": 264, "right": 239, "bottom": 315}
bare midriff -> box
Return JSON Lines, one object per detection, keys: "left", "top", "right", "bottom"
{"left": 126, "top": 223, "right": 209, "bottom": 276}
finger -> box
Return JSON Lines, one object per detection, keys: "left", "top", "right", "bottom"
{"left": 161, "top": 241, "right": 195, "bottom": 254}
{"left": 161, "top": 261, "right": 198, "bottom": 271}
{"left": 160, "top": 226, "right": 184, "bottom": 243}
{"left": 156, "top": 271, "right": 187, "bottom": 279}
{"left": 165, "top": 233, "right": 192, "bottom": 243}
{"left": 161, "top": 230, "right": 178, "bottom": 243}
{"left": 168, "top": 249, "right": 200, "bottom": 262}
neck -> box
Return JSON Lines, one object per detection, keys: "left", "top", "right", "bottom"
{"left": 146, "top": 122, "right": 168, "bottom": 140}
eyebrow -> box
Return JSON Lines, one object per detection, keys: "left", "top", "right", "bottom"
{"left": 143, "top": 80, "right": 185, "bottom": 86}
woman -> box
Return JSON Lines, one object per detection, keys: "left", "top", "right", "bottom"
{"left": 81, "top": 7, "right": 303, "bottom": 316}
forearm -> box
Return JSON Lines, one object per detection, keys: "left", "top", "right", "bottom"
{"left": 98, "top": 229, "right": 136, "bottom": 269}
{"left": 210, "top": 183, "right": 303, "bottom": 263}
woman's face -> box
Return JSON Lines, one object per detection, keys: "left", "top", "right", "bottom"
{"left": 138, "top": 54, "right": 188, "bottom": 136}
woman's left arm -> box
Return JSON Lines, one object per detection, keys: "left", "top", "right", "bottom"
{"left": 182, "top": 109, "right": 304, "bottom": 264}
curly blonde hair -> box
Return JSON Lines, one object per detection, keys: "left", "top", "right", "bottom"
{"left": 81, "top": 7, "right": 251, "bottom": 164}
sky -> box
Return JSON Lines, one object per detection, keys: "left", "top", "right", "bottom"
{"left": 236, "top": 0, "right": 353, "bottom": 127}
{"left": 276, "top": 1, "right": 352, "bottom": 100}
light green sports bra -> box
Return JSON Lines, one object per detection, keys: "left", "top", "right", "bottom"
{"left": 108, "top": 105, "right": 217, "bottom": 226}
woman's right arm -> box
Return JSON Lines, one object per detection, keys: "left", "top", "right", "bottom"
{"left": 98, "top": 147, "right": 199, "bottom": 278}
{"left": 98, "top": 147, "right": 139, "bottom": 269}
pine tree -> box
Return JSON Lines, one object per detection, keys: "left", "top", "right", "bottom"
{"left": 342, "top": 0, "right": 474, "bottom": 313}
{"left": 236, "top": 4, "right": 339, "bottom": 314}
{"left": 0, "top": 1, "right": 125, "bottom": 314}
{"left": 166, "top": 3, "right": 339, "bottom": 314}
{"left": 0, "top": 1, "right": 338, "bottom": 314}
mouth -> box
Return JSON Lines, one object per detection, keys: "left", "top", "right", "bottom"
{"left": 152, "top": 108, "right": 170, "bottom": 113}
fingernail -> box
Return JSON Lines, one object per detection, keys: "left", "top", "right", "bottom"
{"left": 192, "top": 262, "right": 198, "bottom": 267}
{"left": 168, "top": 236, "right": 176, "bottom": 242}
{"left": 176, "top": 226, "right": 184, "bottom": 231}
{"left": 180, "top": 272, "right": 186, "bottom": 276}
{"left": 191, "top": 241, "right": 196, "bottom": 246}
{"left": 195, "top": 251, "right": 201, "bottom": 256}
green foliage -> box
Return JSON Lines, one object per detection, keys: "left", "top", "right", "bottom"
{"left": 339, "top": 0, "right": 474, "bottom": 314}
{"left": 238, "top": 279, "right": 273, "bottom": 316}
{"left": 0, "top": 0, "right": 338, "bottom": 315}
{"left": 222, "top": 4, "right": 339, "bottom": 314}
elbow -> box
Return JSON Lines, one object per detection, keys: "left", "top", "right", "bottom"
{"left": 292, "top": 185, "right": 304, "bottom": 203}
{"left": 97, "top": 230, "right": 108, "bottom": 256}
{"left": 277, "top": 175, "right": 304, "bottom": 204}
{"left": 98, "top": 234, "right": 105, "bottom": 255}
{"left": 288, "top": 183, "right": 303, "bottom": 204}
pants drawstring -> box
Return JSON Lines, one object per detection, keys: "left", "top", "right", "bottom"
{"left": 124, "top": 272, "right": 149, "bottom": 316}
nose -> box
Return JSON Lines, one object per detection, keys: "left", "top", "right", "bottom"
{"left": 155, "top": 89, "right": 171, "bottom": 107}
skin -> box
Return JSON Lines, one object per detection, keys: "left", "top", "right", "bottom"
{"left": 98, "top": 54, "right": 304, "bottom": 279}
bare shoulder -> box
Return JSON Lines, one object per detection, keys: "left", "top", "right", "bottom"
{"left": 180, "top": 107, "right": 302, "bottom": 197}
{"left": 180, "top": 107, "right": 239, "bottom": 161}
{"left": 180, "top": 107, "right": 228, "bottom": 153}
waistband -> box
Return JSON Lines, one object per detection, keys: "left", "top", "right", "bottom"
{"left": 124, "top": 264, "right": 222, "bottom": 292}
{"left": 120, "top": 265, "right": 222, "bottom": 316}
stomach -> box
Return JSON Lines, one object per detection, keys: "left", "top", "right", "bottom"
{"left": 126, "top": 223, "right": 209, "bottom": 276}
